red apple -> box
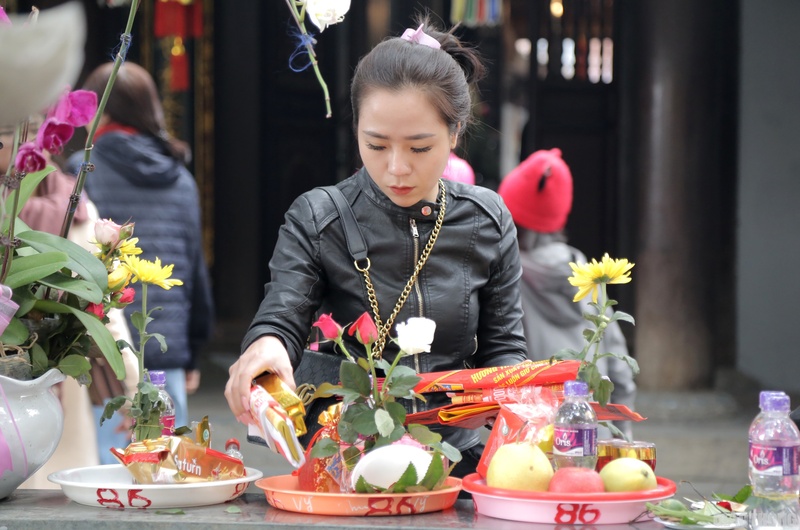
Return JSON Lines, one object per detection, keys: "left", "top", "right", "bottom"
{"left": 547, "top": 467, "right": 606, "bottom": 493}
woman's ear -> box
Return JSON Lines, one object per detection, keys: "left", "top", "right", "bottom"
{"left": 450, "top": 122, "right": 461, "bottom": 149}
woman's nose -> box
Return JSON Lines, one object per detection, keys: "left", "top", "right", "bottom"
{"left": 388, "top": 149, "right": 411, "bottom": 176}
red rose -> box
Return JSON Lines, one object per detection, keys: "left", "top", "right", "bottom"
{"left": 86, "top": 302, "right": 106, "bottom": 319}
{"left": 312, "top": 313, "right": 343, "bottom": 340}
{"left": 348, "top": 312, "right": 378, "bottom": 345}
{"left": 117, "top": 287, "right": 135, "bottom": 304}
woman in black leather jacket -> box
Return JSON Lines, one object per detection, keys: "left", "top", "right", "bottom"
{"left": 225, "top": 18, "right": 527, "bottom": 477}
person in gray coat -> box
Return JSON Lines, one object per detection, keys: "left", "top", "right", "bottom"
{"left": 498, "top": 148, "right": 636, "bottom": 438}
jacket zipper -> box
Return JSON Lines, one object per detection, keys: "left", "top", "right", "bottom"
{"left": 409, "top": 218, "right": 422, "bottom": 414}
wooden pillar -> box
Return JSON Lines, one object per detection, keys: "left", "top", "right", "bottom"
{"left": 631, "top": 0, "right": 734, "bottom": 390}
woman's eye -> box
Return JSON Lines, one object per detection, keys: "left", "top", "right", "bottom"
{"left": 366, "top": 143, "right": 385, "bottom": 151}
{"left": 411, "top": 146, "right": 432, "bottom": 154}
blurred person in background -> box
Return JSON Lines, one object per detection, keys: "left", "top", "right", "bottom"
{"left": 68, "top": 62, "right": 214, "bottom": 433}
{"left": 498, "top": 148, "right": 636, "bottom": 438}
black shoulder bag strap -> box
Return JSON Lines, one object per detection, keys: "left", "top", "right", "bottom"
{"left": 321, "top": 186, "right": 368, "bottom": 265}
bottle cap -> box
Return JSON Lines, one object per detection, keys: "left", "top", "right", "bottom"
{"left": 226, "top": 438, "right": 240, "bottom": 450}
{"left": 760, "top": 391, "right": 790, "bottom": 412}
{"left": 148, "top": 370, "right": 166, "bottom": 385}
{"left": 564, "top": 380, "right": 589, "bottom": 397}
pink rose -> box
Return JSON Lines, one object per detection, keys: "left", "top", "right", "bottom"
{"left": 86, "top": 302, "right": 106, "bottom": 319}
{"left": 348, "top": 312, "right": 379, "bottom": 346}
{"left": 312, "top": 313, "right": 343, "bottom": 340}
{"left": 52, "top": 89, "right": 98, "bottom": 127}
{"left": 14, "top": 142, "right": 46, "bottom": 173}
{"left": 94, "top": 219, "right": 124, "bottom": 247}
{"left": 36, "top": 118, "right": 74, "bottom": 155}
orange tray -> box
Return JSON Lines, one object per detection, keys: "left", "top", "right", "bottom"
{"left": 256, "top": 474, "right": 462, "bottom": 516}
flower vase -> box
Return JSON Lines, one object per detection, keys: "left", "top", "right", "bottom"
{"left": 0, "top": 368, "right": 65, "bottom": 500}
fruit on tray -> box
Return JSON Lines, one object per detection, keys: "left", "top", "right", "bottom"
{"left": 548, "top": 466, "right": 605, "bottom": 493}
{"left": 486, "top": 442, "right": 553, "bottom": 492}
{"left": 599, "top": 457, "right": 657, "bottom": 492}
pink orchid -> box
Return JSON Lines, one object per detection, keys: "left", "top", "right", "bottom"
{"left": 14, "top": 142, "right": 46, "bottom": 174}
{"left": 0, "top": 7, "right": 11, "bottom": 25}
{"left": 52, "top": 89, "right": 98, "bottom": 127}
{"left": 35, "top": 118, "right": 74, "bottom": 155}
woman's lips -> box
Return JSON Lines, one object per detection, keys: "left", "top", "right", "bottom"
{"left": 390, "top": 186, "right": 413, "bottom": 196}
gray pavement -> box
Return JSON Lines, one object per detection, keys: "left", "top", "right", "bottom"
{"left": 192, "top": 351, "right": 756, "bottom": 500}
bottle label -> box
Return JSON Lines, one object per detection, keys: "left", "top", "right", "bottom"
{"left": 553, "top": 426, "right": 597, "bottom": 457}
{"left": 749, "top": 443, "right": 800, "bottom": 476}
{"left": 161, "top": 414, "right": 176, "bottom": 436}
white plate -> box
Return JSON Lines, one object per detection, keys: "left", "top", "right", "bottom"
{"left": 653, "top": 516, "right": 744, "bottom": 529}
{"left": 48, "top": 464, "right": 263, "bottom": 509}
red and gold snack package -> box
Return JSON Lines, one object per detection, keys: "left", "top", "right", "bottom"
{"left": 111, "top": 436, "right": 245, "bottom": 484}
{"left": 248, "top": 376, "right": 305, "bottom": 468}
{"left": 296, "top": 404, "right": 348, "bottom": 492}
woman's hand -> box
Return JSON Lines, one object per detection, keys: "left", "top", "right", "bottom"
{"left": 224, "top": 335, "right": 296, "bottom": 424}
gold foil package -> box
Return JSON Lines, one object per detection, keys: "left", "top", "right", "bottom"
{"left": 248, "top": 374, "right": 306, "bottom": 468}
{"left": 111, "top": 436, "right": 245, "bottom": 484}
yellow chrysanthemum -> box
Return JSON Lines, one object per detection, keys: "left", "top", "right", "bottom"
{"left": 118, "top": 237, "right": 142, "bottom": 257}
{"left": 123, "top": 255, "right": 183, "bottom": 290}
{"left": 568, "top": 253, "right": 634, "bottom": 303}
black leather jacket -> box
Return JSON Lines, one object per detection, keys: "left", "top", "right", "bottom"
{"left": 242, "top": 168, "right": 527, "bottom": 450}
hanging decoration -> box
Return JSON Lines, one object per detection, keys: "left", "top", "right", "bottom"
{"left": 450, "top": 0, "right": 502, "bottom": 27}
{"left": 153, "top": 0, "right": 203, "bottom": 91}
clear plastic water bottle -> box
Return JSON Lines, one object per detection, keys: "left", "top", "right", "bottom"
{"left": 748, "top": 391, "right": 800, "bottom": 529}
{"left": 225, "top": 438, "right": 244, "bottom": 461}
{"left": 552, "top": 380, "right": 598, "bottom": 469}
{"left": 149, "top": 370, "right": 176, "bottom": 436}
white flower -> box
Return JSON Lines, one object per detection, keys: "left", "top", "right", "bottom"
{"left": 302, "top": 0, "right": 350, "bottom": 32}
{"left": 395, "top": 317, "right": 436, "bottom": 355}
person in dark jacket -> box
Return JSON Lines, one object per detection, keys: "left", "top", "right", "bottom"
{"left": 67, "top": 62, "right": 214, "bottom": 432}
{"left": 225, "top": 19, "right": 528, "bottom": 479}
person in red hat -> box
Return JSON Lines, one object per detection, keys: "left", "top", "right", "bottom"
{"left": 498, "top": 148, "right": 637, "bottom": 438}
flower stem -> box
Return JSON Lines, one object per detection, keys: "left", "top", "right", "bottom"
{"left": 284, "top": 0, "right": 332, "bottom": 118}
{"left": 60, "top": 0, "right": 141, "bottom": 240}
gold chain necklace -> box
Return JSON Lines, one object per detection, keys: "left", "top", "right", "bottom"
{"left": 356, "top": 179, "right": 447, "bottom": 358}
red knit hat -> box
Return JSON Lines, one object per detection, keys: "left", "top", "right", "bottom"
{"left": 498, "top": 148, "right": 573, "bottom": 233}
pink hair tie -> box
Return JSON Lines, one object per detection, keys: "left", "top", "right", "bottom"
{"left": 400, "top": 24, "right": 441, "bottom": 50}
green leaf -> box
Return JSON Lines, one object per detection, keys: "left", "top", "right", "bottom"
{"left": 37, "top": 271, "right": 104, "bottom": 303}
{"left": 340, "top": 361, "right": 371, "bottom": 396}
{"left": 419, "top": 450, "right": 445, "bottom": 490}
{"left": 0, "top": 317, "right": 30, "bottom": 345}
{"left": 390, "top": 462, "right": 419, "bottom": 493}
{"left": 100, "top": 395, "right": 129, "bottom": 425}
{"left": 386, "top": 373, "right": 421, "bottom": 398}
{"left": 154, "top": 508, "right": 185, "bottom": 515}
{"left": 610, "top": 310, "right": 635, "bottom": 325}
{"left": 225, "top": 506, "right": 242, "bottom": 514}
{"left": 356, "top": 357, "right": 371, "bottom": 372}
{"left": 342, "top": 445, "right": 362, "bottom": 470}
{"left": 354, "top": 474, "right": 370, "bottom": 493}
{"left": 374, "top": 359, "right": 392, "bottom": 373}
{"left": 594, "top": 377, "right": 614, "bottom": 407}
{"left": 552, "top": 347, "right": 581, "bottom": 361}
{"left": 17, "top": 230, "right": 109, "bottom": 289}
{"left": 5, "top": 252, "right": 69, "bottom": 289}
{"left": 30, "top": 343, "right": 49, "bottom": 374}
{"left": 352, "top": 408, "right": 379, "bottom": 436}
{"left": 1, "top": 166, "right": 55, "bottom": 233}
{"left": 374, "top": 408, "right": 395, "bottom": 437}
{"left": 311, "top": 382, "right": 340, "bottom": 399}
{"left": 337, "top": 419, "right": 358, "bottom": 444}
{"left": 407, "top": 423, "right": 442, "bottom": 445}
{"left": 151, "top": 332, "right": 168, "bottom": 353}
{"left": 434, "top": 441, "right": 462, "bottom": 464}
{"left": 130, "top": 311, "right": 146, "bottom": 331}
{"left": 57, "top": 354, "right": 91, "bottom": 377}
{"left": 309, "top": 437, "right": 340, "bottom": 459}
{"left": 384, "top": 400, "right": 407, "bottom": 426}
{"left": 34, "top": 299, "right": 125, "bottom": 379}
